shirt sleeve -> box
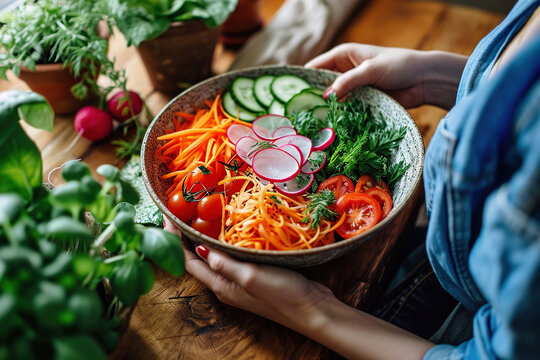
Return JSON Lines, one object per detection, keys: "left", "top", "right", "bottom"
{"left": 425, "top": 80, "right": 540, "bottom": 360}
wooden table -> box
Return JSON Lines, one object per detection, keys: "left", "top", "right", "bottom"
{"left": 0, "top": 0, "right": 503, "bottom": 358}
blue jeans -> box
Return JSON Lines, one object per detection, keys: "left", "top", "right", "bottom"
{"left": 369, "top": 227, "right": 473, "bottom": 344}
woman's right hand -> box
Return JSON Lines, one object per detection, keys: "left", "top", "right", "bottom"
{"left": 306, "top": 43, "right": 467, "bottom": 110}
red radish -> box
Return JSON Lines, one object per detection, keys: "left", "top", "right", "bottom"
{"left": 252, "top": 115, "right": 293, "bottom": 140}
{"left": 235, "top": 136, "right": 261, "bottom": 165}
{"left": 275, "top": 173, "right": 314, "bottom": 195}
{"left": 271, "top": 126, "right": 297, "bottom": 139}
{"left": 301, "top": 151, "right": 327, "bottom": 174}
{"left": 74, "top": 106, "right": 113, "bottom": 141}
{"left": 273, "top": 135, "right": 312, "bottom": 165}
{"left": 312, "top": 128, "right": 335, "bottom": 150}
{"left": 107, "top": 90, "right": 143, "bottom": 122}
{"left": 252, "top": 148, "right": 299, "bottom": 182}
{"left": 278, "top": 144, "right": 303, "bottom": 165}
{"left": 227, "top": 124, "right": 253, "bottom": 145}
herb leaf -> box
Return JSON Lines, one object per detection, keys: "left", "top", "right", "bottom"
{"left": 301, "top": 189, "right": 337, "bottom": 229}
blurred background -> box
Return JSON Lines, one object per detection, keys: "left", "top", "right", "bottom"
{"left": 435, "top": 0, "right": 516, "bottom": 13}
{"left": 0, "top": 0, "right": 519, "bottom": 15}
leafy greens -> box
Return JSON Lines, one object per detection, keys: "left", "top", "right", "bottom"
{"left": 317, "top": 94, "right": 409, "bottom": 189}
{"left": 109, "top": 0, "right": 239, "bottom": 47}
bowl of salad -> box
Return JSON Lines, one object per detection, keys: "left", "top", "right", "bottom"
{"left": 141, "top": 65, "right": 424, "bottom": 268}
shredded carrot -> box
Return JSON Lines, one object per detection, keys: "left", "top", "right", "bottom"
{"left": 156, "top": 93, "right": 236, "bottom": 193}
{"left": 219, "top": 177, "right": 336, "bottom": 250}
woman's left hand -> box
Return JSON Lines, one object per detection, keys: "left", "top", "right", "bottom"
{"left": 163, "top": 216, "right": 335, "bottom": 333}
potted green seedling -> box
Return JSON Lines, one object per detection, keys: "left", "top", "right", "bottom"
{"left": 0, "top": 0, "right": 122, "bottom": 114}
{"left": 0, "top": 90, "right": 185, "bottom": 359}
{"left": 108, "top": 0, "right": 238, "bottom": 94}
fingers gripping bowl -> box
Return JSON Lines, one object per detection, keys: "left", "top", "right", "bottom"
{"left": 141, "top": 65, "right": 424, "bottom": 268}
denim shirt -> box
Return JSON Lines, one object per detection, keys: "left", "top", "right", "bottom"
{"left": 422, "top": 1, "right": 540, "bottom": 359}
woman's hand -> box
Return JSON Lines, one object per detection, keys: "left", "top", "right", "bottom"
{"left": 163, "top": 216, "right": 335, "bottom": 333}
{"left": 164, "top": 216, "right": 434, "bottom": 359}
{"left": 306, "top": 43, "right": 467, "bottom": 110}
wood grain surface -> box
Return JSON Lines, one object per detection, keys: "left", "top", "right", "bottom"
{"left": 0, "top": 0, "right": 503, "bottom": 359}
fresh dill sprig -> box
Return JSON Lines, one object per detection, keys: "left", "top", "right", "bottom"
{"left": 301, "top": 189, "right": 337, "bottom": 229}
{"left": 385, "top": 160, "right": 411, "bottom": 188}
{"left": 321, "top": 93, "right": 409, "bottom": 185}
{"left": 291, "top": 110, "right": 327, "bottom": 138}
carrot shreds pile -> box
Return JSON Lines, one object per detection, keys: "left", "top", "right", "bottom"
{"left": 219, "top": 176, "right": 345, "bottom": 250}
{"left": 156, "top": 93, "right": 242, "bottom": 197}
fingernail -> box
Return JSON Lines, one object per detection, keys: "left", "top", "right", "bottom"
{"left": 196, "top": 245, "right": 209, "bottom": 260}
{"left": 323, "top": 86, "right": 335, "bottom": 99}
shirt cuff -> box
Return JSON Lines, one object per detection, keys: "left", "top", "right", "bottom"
{"left": 424, "top": 344, "right": 462, "bottom": 360}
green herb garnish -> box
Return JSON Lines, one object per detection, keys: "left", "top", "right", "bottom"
{"left": 301, "top": 189, "right": 337, "bottom": 229}
{"left": 320, "top": 94, "right": 408, "bottom": 188}
{"left": 291, "top": 110, "right": 327, "bottom": 138}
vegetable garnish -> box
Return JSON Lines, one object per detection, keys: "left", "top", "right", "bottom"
{"left": 301, "top": 189, "right": 339, "bottom": 230}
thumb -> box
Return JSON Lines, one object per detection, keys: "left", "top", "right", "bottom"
{"left": 201, "top": 246, "right": 256, "bottom": 288}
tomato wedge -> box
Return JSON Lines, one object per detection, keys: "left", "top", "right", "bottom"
{"left": 364, "top": 187, "right": 392, "bottom": 219}
{"left": 355, "top": 174, "right": 391, "bottom": 195}
{"left": 335, "top": 193, "right": 382, "bottom": 239}
{"left": 317, "top": 175, "right": 355, "bottom": 207}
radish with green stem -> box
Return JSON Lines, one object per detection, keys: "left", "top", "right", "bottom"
{"left": 107, "top": 90, "right": 143, "bottom": 122}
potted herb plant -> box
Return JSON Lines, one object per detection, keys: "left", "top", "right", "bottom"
{"left": 0, "top": 90, "right": 185, "bottom": 359}
{"left": 108, "top": 0, "right": 238, "bottom": 94}
{"left": 0, "top": 0, "right": 122, "bottom": 114}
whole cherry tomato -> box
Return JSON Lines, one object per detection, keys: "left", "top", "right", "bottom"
{"left": 191, "top": 217, "right": 221, "bottom": 239}
{"left": 183, "top": 165, "right": 219, "bottom": 198}
{"left": 197, "top": 193, "right": 224, "bottom": 221}
{"left": 167, "top": 191, "right": 197, "bottom": 222}
{"left": 334, "top": 193, "right": 382, "bottom": 239}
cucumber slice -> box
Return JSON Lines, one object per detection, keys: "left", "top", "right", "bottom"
{"left": 271, "top": 75, "right": 311, "bottom": 103}
{"left": 253, "top": 75, "right": 275, "bottom": 108}
{"left": 302, "top": 87, "right": 325, "bottom": 96}
{"left": 230, "top": 77, "right": 265, "bottom": 113}
{"left": 268, "top": 100, "right": 285, "bottom": 116}
{"left": 222, "top": 91, "right": 258, "bottom": 122}
{"left": 311, "top": 105, "right": 330, "bottom": 122}
{"left": 285, "top": 91, "right": 328, "bottom": 117}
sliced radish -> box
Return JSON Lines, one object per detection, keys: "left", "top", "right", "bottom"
{"left": 301, "top": 151, "right": 326, "bottom": 174}
{"left": 252, "top": 148, "right": 299, "bottom": 182}
{"left": 312, "top": 128, "right": 335, "bottom": 151}
{"left": 271, "top": 126, "right": 296, "bottom": 139}
{"left": 275, "top": 173, "right": 314, "bottom": 195}
{"left": 273, "top": 135, "right": 312, "bottom": 165}
{"left": 235, "top": 136, "right": 261, "bottom": 165}
{"left": 227, "top": 124, "right": 253, "bottom": 145}
{"left": 252, "top": 115, "right": 293, "bottom": 140}
{"left": 278, "top": 144, "right": 303, "bottom": 165}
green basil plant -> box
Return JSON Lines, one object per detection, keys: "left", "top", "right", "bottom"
{"left": 0, "top": 90, "right": 185, "bottom": 360}
{"left": 108, "top": 0, "right": 239, "bottom": 47}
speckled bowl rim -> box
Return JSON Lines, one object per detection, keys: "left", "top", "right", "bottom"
{"left": 141, "top": 65, "right": 424, "bottom": 262}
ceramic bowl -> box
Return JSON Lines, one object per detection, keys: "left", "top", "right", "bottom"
{"left": 141, "top": 65, "right": 424, "bottom": 268}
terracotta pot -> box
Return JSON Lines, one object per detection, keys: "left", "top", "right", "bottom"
{"left": 137, "top": 21, "right": 219, "bottom": 94}
{"left": 220, "top": 0, "right": 262, "bottom": 49}
{"left": 18, "top": 63, "right": 92, "bottom": 115}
